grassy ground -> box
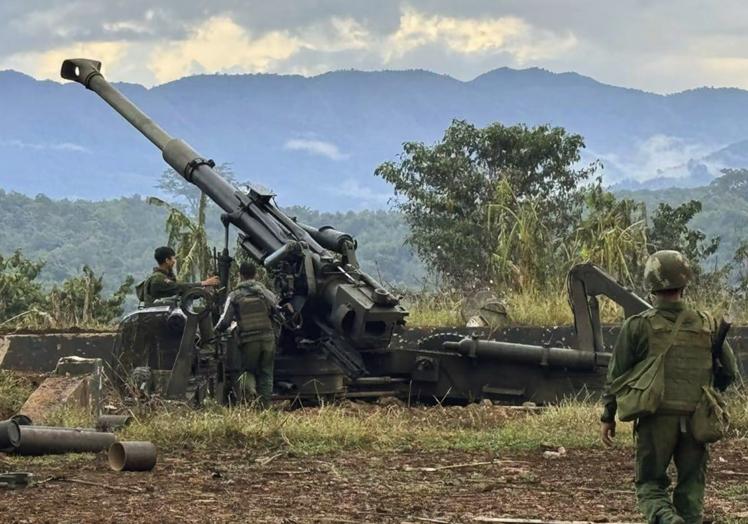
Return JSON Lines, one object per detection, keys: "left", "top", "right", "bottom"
{"left": 25, "top": 389, "right": 747, "bottom": 457}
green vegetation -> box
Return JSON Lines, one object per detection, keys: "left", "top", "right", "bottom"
{"left": 376, "top": 120, "right": 598, "bottom": 290}
{"left": 5, "top": 121, "right": 748, "bottom": 328}
{"left": 66, "top": 391, "right": 748, "bottom": 454}
{"left": 119, "top": 401, "right": 618, "bottom": 454}
{"left": 0, "top": 250, "right": 132, "bottom": 330}
{"left": 0, "top": 190, "right": 422, "bottom": 294}
{"left": 376, "top": 120, "right": 748, "bottom": 325}
{"left": 0, "top": 370, "right": 33, "bottom": 419}
{"left": 1, "top": 374, "right": 744, "bottom": 456}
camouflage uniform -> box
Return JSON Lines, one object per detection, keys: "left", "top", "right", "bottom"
{"left": 143, "top": 267, "right": 216, "bottom": 351}
{"left": 215, "top": 280, "right": 278, "bottom": 408}
{"left": 602, "top": 251, "right": 739, "bottom": 524}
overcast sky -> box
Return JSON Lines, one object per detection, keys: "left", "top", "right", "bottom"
{"left": 3, "top": 1, "right": 748, "bottom": 93}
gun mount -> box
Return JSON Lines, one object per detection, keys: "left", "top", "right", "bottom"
{"left": 61, "top": 58, "right": 662, "bottom": 406}
{"left": 62, "top": 59, "right": 407, "bottom": 396}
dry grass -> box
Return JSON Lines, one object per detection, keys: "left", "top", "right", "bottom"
{"left": 402, "top": 293, "right": 462, "bottom": 327}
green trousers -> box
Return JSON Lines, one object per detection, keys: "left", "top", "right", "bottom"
{"left": 236, "top": 334, "right": 276, "bottom": 408}
{"left": 635, "top": 414, "right": 708, "bottom": 524}
{"left": 199, "top": 315, "right": 216, "bottom": 352}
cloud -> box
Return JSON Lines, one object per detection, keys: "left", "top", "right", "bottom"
{"left": 4, "top": 1, "right": 748, "bottom": 92}
{"left": 328, "top": 179, "right": 391, "bottom": 208}
{"left": 385, "top": 8, "right": 576, "bottom": 64}
{"left": 0, "top": 139, "right": 90, "bottom": 153}
{"left": 284, "top": 139, "right": 348, "bottom": 161}
{"left": 149, "top": 16, "right": 301, "bottom": 83}
{"left": 594, "top": 134, "right": 719, "bottom": 182}
{"left": 2, "top": 40, "right": 130, "bottom": 82}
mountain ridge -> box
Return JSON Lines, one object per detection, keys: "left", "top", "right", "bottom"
{"left": 3, "top": 66, "right": 748, "bottom": 208}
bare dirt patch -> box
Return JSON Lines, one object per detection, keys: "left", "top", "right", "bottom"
{"left": 2, "top": 441, "right": 747, "bottom": 523}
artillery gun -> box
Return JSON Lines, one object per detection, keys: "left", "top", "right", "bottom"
{"left": 61, "top": 58, "right": 653, "bottom": 405}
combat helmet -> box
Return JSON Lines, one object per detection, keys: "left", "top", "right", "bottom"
{"left": 643, "top": 250, "right": 692, "bottom": 291}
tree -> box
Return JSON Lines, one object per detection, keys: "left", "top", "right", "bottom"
{"left": 151, "top": 163, "right": 252, "bottom": 281}
{"left": 375, "top": 119, "right": 599, "bottom": 288}
{"left": 570, "top": 185, "right": 649, "bottom": 289}
{"left": 648, "top": 200, "right": 720, "bottom": 263}
{"left": 47, "top": 267, "right": 134, "bottom": 326}
{"left": 0, "top": 250, "right": 47, "bottom": 323}
{"left": 156, "top": 163, "right": 239, "bottom": 215}
{"left": 147, "top": 196, "right": 211, "bottom": 282}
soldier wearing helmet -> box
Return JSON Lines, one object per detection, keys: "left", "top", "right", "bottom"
{"left": 600, "top": 250, "right": 739, "bottom": 524}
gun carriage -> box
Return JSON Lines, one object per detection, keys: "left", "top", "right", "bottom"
{"left": 61, "top": 59, "right": 653, "bottom": 405}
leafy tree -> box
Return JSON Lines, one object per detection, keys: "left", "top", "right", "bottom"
{"left": 0, "top": 250, "right": 133, "bottom": 328}
{"left": 570, "top": 185, "right": 649, "bottom": 289}
{"left": 648, "top": 200, "right": 720, "bottom": 263}
{"left": 376, "top": 119, "right": 599, "bottom": 288}
{"left": 0, "top": 250, "right": 47, "bottom": 324}
{"left": 156, "top": 163, "right": 239, "bottom": 215}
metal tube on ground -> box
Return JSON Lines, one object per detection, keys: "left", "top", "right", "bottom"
{"left": 108, "top": 441, "right": 157, "bottom": 471}
{"left": 0, "top": 420, "right": 21, "bottom": 451}
{"left": 15, "top": 426, "right": 117, "bottom": 456}
{"left": 96, "top": 415, "right": 133, "bottom": 432}
{"left": 351, "top": 377, "right": 408, "bottom": 386}
{"left": 443, "top": 338, "right": 597, "bottom": 371}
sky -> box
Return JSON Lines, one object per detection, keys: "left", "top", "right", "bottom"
{"left": 2, "top": 1, "right": 748, "bottom": 93}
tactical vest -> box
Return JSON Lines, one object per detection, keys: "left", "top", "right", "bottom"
{"left": 234, "top": 284, "right": 273, "bottom": 336}
{"left": 644, "top": 308, "right": 713, "bottom": 412}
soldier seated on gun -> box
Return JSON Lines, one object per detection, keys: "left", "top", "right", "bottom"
{"left": 214, "top": 261, "right": 279, "bottom": 409}
{"left": 142, "top": 246, "right": 219, "bottom": 305}
{"left": 140, "top": 246, "right": 220, "bottom": 350}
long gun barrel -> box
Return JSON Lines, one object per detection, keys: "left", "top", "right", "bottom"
{"left": 61, "top": 59, "right": 407, "bottom": 376}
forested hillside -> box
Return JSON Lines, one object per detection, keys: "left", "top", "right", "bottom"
{"left": 3, "top": 168, "right": 748, "bottom": 296}
{"left": 619, "top": 169, "right": 748, "bottom": 265}
{"left": 0, "top": 191, "right": 424, "bottom": 292}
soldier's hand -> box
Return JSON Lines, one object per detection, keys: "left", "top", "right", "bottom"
{"left": 600, "top": 421, "right": 616, "bottom": 447}
{"left": 202, "top": 275, "right": 220, "bottom": 287}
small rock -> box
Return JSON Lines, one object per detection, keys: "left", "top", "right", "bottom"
{"left": 376, "top": 396, "right": 405, "bottom": 407}
{"left": 542, "top": 446, "right": 567, "bottom": 459}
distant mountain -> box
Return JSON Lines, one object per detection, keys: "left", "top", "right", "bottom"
{"left": 4, "top": 67, "right": 748, "bottom": 209}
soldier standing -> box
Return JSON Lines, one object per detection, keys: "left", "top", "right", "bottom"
{"left": 140, "top": 246, "right": 220, "bottom": 350}
{"left": 214, "top": 261, "right": 279, "bottom": 408}
{"left": 600, "top": 250, "right": 739, "bottom": 524}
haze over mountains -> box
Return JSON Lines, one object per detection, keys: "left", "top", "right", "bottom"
{"left": 3, "top": 66, "right": 748, "bottom": 209}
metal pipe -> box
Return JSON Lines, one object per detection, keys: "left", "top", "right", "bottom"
{"left": 108, "top": 441, "right": 157, "bottom": 471}
{"left": 0, "top": 420, "right": 21, "bottom": 451}
{"left": 16, "top": 426, "right": 117, "bottom": 456}
{"left": 443, "top": 338, "right": 598, "bottom": 371}
{"left": 352, "top": 377, "right": 409, "bottom": 386}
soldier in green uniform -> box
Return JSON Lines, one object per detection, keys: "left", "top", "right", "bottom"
{"left": 141, "top": 246, "right": 220, "bottom": 349}
{"left": 600, "top": 250, "right": 739, "bottom": 524}
{"left": 214, "top": 261, "right": 279, "bottom": 408}
{"left": 141, "top": 246, "right": 219, "bottom": 304}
